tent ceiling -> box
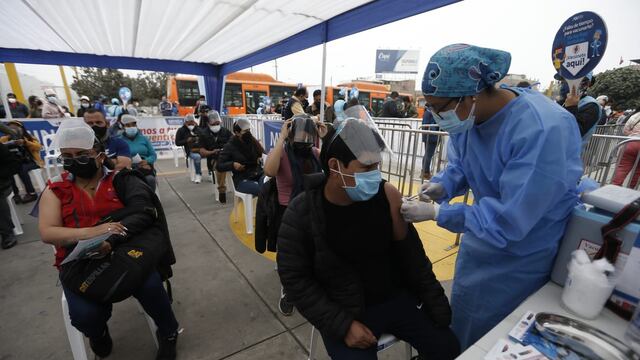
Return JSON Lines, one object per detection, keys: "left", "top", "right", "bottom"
{"left": 0, "top": 0, "right": 373, "bottom": 65}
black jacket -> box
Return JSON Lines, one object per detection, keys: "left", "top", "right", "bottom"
{"left": 0, "top": 102, "right": 29, "bottom": 118}
{"left": 380, "top": 98, "right": 402, "bottom": 118}
{"left": 175, "top": 125, "right": 198, "bottom": 155}
{"left": 276, "top": 174, "right": 452, "bottom": 340}
{"left": 255, "top": 177, "right": 279, "bottom": 253}
{"left": 566, "top": 100, "right": 600, "bottom": 137}
{"left": 200, "top": 127, "right": 232, "bottom": 154}
{"left": 216, "top": 136, "right": 264, "bottom": 188}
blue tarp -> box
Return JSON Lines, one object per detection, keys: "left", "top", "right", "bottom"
{"left": 0, "top": 0, "right": 459, "bottom": 111}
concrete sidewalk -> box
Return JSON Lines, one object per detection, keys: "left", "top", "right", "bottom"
{"left": 0, "top": 159, "right": 449, "bottom": 359}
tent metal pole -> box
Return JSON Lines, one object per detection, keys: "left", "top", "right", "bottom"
{"left": 319, "top": 41, "right": 327, "bottom": 124}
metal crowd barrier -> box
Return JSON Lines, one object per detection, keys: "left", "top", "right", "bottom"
{"left": 582, "top": 133, "right": 633, "bottom": 184}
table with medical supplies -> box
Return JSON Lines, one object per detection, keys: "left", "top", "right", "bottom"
{"left": 456, "top": 282, "right": 630, "bottom": 359}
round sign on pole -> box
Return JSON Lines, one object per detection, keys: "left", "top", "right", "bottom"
{"left": 119, "top": 87, "right": 132, "bottom": 105}
{"left": 551, "top": 11, "right": 607, "bottom": 81}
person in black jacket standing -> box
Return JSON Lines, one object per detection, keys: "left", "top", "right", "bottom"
{"left": 276, "top": 106, "right": 459, "bottom": 360}
{"left": 0, "top": 124, "right": 19, "bottom": 249}
{"left": 199, "top": 111, "right": 232, "bottom": 202}
{"left": 217, "top": 118, "right": 265, "bottom": 195}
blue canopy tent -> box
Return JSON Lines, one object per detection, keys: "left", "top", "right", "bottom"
{"left": 0, "top": 0, "right": 460, "bottom": 111}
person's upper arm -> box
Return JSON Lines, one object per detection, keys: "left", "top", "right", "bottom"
{"left": 38, "top": 188, "right": 62, "bottom": 244}
{"left": 174, "top": 129, "right": 187, "bottom": 146}
{"left": 264, "top": 147, "right": 283, "bottom": 177}
{"left": 292, "top": 102, "right": 304, "bottom": 116}
{"left": 116, "top": 139, "right": 131, "bottom": 157}
{"left": 25, "top": 139, "right": 42, "bottom": 152}
{"left": 574, "top": 103, "right": 600, "bottom": 137}
{"left": 384, "top": 182, "right": 407, "bottom": 241}
{"left": 145, "top": 138, "right": 157, "bottom": 164}
{"left": 430, "top": 138, "right": 468, "bottom": 201}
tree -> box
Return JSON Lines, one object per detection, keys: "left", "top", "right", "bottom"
{"left": 588, "top": 67, "right": 640, "bottom": 110}
{"left": 71, "top": 68, "right": 170, "bottom": 105}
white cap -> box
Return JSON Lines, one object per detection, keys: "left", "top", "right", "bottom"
{"left": 80, "top": 95, "right": 90, "bottom": 102}
{"left": 51, "top": 118, "right": 96, "bottom": 150}
{"left": 235, "top": 118, "right": 251, "bottom": 131}
{"left": 44, "top": 88, "right": 56, "bottom": 96}
{"left": 121, "top": 114, "right": 137, "bottom": 125}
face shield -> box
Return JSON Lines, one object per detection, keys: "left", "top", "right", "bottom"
{"left": 332, "top": 105, "right": 392, "bottom": 166}
{"left": 290, "top": 114, "right": 317, "bottom": 144}
{"left": 51, "top": 118, "right": 96, "bottom": 150}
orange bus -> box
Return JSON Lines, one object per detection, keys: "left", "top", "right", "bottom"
{"left": 168, "top": 73, "right": 423, "bottom": 117}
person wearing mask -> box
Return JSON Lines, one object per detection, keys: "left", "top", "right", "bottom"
{"left": 76, "top": 96, "right": 93, "bottom": 118}
{"left": 42, "top": 89, "right": 66, "bottom": 119}
{"left": 197, "top": 105, "right": 210, "bottom": 127}
{"left": 403, "top": 96, "right": 418, "bottom": 118}
{"left": 264, "top": 114, "right": 324, "bottom": 316}
{"left": 126, "top": 99, "right": 139, "bottom": 116}
{"left": 561, "top": 73, "right": 602, "bottom": 151}
{"left": 0, "top": 124, "right": 19, "bottom": 249}
{"left": 277, "top": 107, "right": 460, "bottom": 359}
{"left": 596, "top": 95, "right": 611, "bottom": 125}
{"left": 193, "top": 95, "right": 207, "bottom": 115}
{"left": 0, "top": 120, "right": 42, "bottom": 203}
{"left": 28, "top": 95, "right": 43, "bottom": 118}
{"left": 257, "top": 102, "right": 266, "bottom": 115}
{"left": 121, "top": 115, "right": 158, "bottom": 190}
{"left": 108, "top": 112, "right": 127, "bottom": 138}
{"left": 38, "top": 119, "right": 180, "bottom": 359}
{"left": 83, "top": 108, "right": 132, "bottom": 171}
{"left": 612, "top": 112, "right": 640, "bottom": 188}
{"left": 198, "top": 111, "right": 232, "bottom": 201}
{"left": 175, "top": 114, "right": 204, "bottom": 184}
{"left": 420, "top": 110, "right": 439, "bottom": 180}
{"left": 282, "top": 88, "right": 308, "bottom": 120}
{"left": 401, "top": 44, "right": 582, "bottom": 350}
{"left": 159, "top": 96, "right": 173, "bottom": 116}
{"left": 380, "top": 91, "right": 403, "bottom": 118}
{"left": 306, "top": 89, "right": 336, "bottom": 123}
{"left": 217, "top": 119, "right": 265, "bottom": 195}
{"left": 334, "top": 99, "right": 347, "bottom": 122}
{"left": 108, "top": 98, "right": 123, "bottom": 118}
{"left": 0, "top": 93, "right": 30, "bottom": 118}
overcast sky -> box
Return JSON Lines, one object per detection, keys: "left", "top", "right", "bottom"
{"left": 10, "top": 0, "right": 640, "bottom": 94}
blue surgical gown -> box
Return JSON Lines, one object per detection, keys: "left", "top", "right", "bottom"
{"left": 431, "top": 88, "right": 583, "bottom": 350}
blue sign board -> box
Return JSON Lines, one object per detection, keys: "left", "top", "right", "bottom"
{"left": 552, "top": 11, "right": 607, "bottom": 80}
{"left": 263, "top": 121, "right": 282, "bottom": 153}
{"left": 118, "top": 87, "right": 132, "bottom": 103}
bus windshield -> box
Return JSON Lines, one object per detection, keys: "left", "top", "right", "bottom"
{"left": 177, "top": 80, "right": 200, "bottom": 106}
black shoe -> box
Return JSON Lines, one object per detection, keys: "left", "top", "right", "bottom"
{"left": 1, "top": 234, "right": 17, "bottom": 250}
{"left": 219, "top": 192, "right": 226, "bottom": 204}
{"left": 278, "top": 293, "right": 294, "bottom": 316}
{"left": 89, "top": 327, "right": 113, "bottom": 358}
{"left": 12, "top": 195, "right": 22, "bottom": 204}
{"left": 156, "top": 330, "right": 178, "bottom": 360}
{"left": 21, "top": 193, "right": 38, "bottom": 203}
{"left": 411, "top": 356, "right": 424, "bottom": 360}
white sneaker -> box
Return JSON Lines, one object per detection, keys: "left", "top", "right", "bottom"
{"left": 194, "top": 175, "right": 202, "bottom": 183}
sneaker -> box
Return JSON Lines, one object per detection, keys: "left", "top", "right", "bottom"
{"left": 89, "top": 327, "right": 113, "bottom": 358}
{"left": 194, "top": 174, "right": 202, "bottom": 184}
{"left": 1, "top": 234, "right": 17, "bottom": 250}
{"left": 12, "top": 195, "right": 22, "bottom": 204}
{"left": 21, "top": 193, "right": 38, "bottom": 203}
{"left": 156, "top": 330, "right": 178, "bottom": 360}
{"left": 218, "top": 192, "right": 226, "bottom": 204}
{"left": 278, "top": 293, "right": 295, "bottom": 316}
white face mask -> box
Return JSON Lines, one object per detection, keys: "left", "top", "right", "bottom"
{"left": 47, "top": 96, "right": 57, "bottom": 103}
{"left": 210, "top": 125, "right": 221, "bottom": 133}
{"left": 187, "top": 125, "right": 195, "bottom": 131}
{"left": 8, "top": 98, "right": 16, "bottom": 103}
{"left": 81, "top": 102, "right": 89, "bottom": 108}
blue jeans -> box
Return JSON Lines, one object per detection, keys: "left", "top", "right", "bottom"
{"left": 236, "top": 176, "right": 264, "bottom": 196}
{"left": 189, "top": 152, "right": 202, "bottom": 175}
{"left": 63, "top": 272, "right": 179, "bottom": 338}
{"left": 422, "top": 141, "right": 437, "bottom": 174}
{"left": 321, "top": 292, "right": 459, "bottom": 359}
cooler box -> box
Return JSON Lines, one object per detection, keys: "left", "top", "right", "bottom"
{"left": 551, "top": 186, "right": 640, "bottom": 314}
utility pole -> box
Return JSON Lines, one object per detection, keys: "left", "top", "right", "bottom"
{"left": 274, "top": 59, "right": 279, "bottom": 80}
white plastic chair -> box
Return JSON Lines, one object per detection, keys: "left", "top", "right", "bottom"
{"left": 6, "top": 191, "right": 23, "bottom": 235}
{"left": 13, "top": 168, "right": 46, "bottom": 194}
{"left": 230, "top": 176, "right": 256, "bottom": 234}
{"left": 167, "top": 130, "right": 182, "bottom": 168}
{"left": 307, "top": 326, "right": 412, "bottom": 360}
{"left": 42, "top": 133, "right": 61, "bottom": 179}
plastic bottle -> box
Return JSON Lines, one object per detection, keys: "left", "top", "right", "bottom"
{"left": 626, "top": 305, "right": 640, "bottom": 354}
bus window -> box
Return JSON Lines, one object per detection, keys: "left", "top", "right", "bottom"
{"left": 244, "top": 90, "right": 267, "bottom": 114}
{"left": 270, "top": 85, "right": 296, "bottom": 104}
{"left": 224, "top": 83, "right": 243, "bottom": 108}
{"left": 357, "top": 91, "right": 370, "bottom": 109}
{"left": 371, "top": 97, "right": 385, "bottom": 117}
{"left": 332, "top": 89, "right": 344, "bottom": 104}
{"left": 176, "top": 80, "right": 200, "bottom": 106}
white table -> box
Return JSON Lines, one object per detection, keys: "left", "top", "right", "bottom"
{"left": 456, "top": 282, "right": 630, "bottom": 359}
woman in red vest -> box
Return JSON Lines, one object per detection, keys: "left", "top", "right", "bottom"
{"left": 38, "top": 119, "right": 179, "bottom": 360}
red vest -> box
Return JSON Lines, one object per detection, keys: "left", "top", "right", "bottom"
{"left": 48, "top": 172, "right": 124, "bottom": 267}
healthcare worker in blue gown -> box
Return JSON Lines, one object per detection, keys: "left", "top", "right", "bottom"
{"left": 400, "top": 44, "right": 583, "bottom": 350}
